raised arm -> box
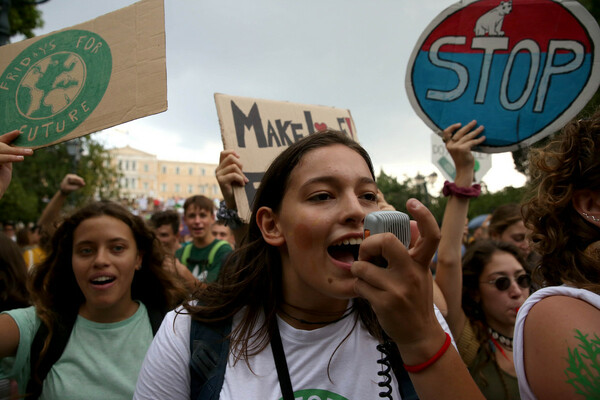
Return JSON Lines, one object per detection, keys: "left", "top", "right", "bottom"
{"left": 434, "top": 121, "right": 485, "bottom": 339}
{"left": 0, "top": 130, "right": 33, "bottom": 200}
{"left": 215, "top": 149, "right": 249, "bottom": 245}
{"left": 37, "top": 173, "right": 85, "bottom": 235}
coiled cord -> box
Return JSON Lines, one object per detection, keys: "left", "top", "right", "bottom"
{"left": 376, "top": 342, "right": 394, "bottom": 399}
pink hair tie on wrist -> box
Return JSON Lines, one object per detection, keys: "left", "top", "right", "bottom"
{"left": 442, "top": 181, "right": 481, "bottom": 198}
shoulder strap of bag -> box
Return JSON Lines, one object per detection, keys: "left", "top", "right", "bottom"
{"left": 145, "top": 304, "right": 167, "bottom": 335}
{"left": 181, "top": 242, "right": 193, "bottom": 266}
{"left": 26, "top": 312, "right": 77, "bottom": 399}
{"left": 189, "top": 317, "right": 232, "bottom": 400}
{"left": 390, "top": 343, "right": 419, "bottom": 400}
{"left": 207, "top": 240, "right": 228, "bottom": 267}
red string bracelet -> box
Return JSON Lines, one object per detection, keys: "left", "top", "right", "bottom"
{"left": 403, "top": 332, "right": 452, "bottom": 373}
{"left": 442, "top": 181, "right": 481, "bottom": 198}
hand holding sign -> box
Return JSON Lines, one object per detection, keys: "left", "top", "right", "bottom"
{"left": 215, "top": 149, "right": 248, "bottom": 210}
{"left": 442, "top": 120, "right": 486, "bottom": 173}
{"left": 0, "top": 130, "right": 33, "bottom": 199}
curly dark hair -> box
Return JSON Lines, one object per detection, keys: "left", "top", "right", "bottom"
{"left": 184, "top": 130, "right": 384, "bottom": 363}
{"left": 522, "top": 113, "right": 600, "bottom": 292}
{"left": 29, "top": 200, "right": 187, "bottom": 377}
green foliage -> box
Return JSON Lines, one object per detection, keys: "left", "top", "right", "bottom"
{"left": 468, "top": 185, "right": 528, "bottom": 217}
{"left": 0, "top": 134, "right": 121, "bottom": 224}
{"left": 377, "top": 171, "right": 528, "bottom": 227}
{"left": 376, "top": 169, "right": 414, "bottom": 213}
{"left": 8, "top": 0, "right": 44, "bottom": 38}
{"left": 564, "top": 329, "right": 600, "bottom": 399}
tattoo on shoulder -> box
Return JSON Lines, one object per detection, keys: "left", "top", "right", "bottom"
{"left": 564, "top": 329, "right": 600, "bottom": 398}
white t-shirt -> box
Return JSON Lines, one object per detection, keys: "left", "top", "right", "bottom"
{"left": 134, "top": 304, "right": 453, "bottom": 400}
{"left": 513, "top": 285, "right": 600, "bottom": 400}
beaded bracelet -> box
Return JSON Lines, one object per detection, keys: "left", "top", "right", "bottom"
{"left": 442, "top": 181, "right": 481, "bottom": 198}
{"left": 403, "top": 332, "right": 452, "bottom": 373}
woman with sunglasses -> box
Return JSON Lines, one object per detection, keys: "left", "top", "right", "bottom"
{"left": 514, "top": 113, "right": 600, "bottom": 399}
{"left": 434, "top": 121, "right": 530, "bottom": 399}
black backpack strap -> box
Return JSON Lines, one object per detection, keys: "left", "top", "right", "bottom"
{"left": 189, "top": 317, "right": 232, "bottom": 400}
{"left": 26, "top": 313, "right": 77, "bottom": 400}
{"left": 389, "top": 343, "right": 419, "bottom": 400}
{"left": 145, "top": 304, "right": 166, "bottom": 336}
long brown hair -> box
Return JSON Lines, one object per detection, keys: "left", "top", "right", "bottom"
{"left": 522, "top": 113, "right": 600, "bottom": 292}
{"left": 0, "top": 232, "right": 30, "bottom": 312}
{"left": 29, "top": 201, "right": 187, "bottom": 377}
{"left": 461, "top": 239, "right": 528, "bottom": 397}
{"left": 184, "top": 130, "right": 384, "bottom": 362}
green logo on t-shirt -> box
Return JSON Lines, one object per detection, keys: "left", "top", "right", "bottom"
{"left": 280, "top": 389, "right": 348, "bottom": 400}
{"left": 1, "top": 29, "right": 112, "bottom": 146}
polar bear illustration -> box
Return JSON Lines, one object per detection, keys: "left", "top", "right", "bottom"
{"left": 474, "top": 0, "right": 512, "bottom": 36}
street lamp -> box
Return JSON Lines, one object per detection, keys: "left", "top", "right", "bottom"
{"left": 65, "top": 138, "right": 81, "bottom": 172}
{"left": 427, "top": 172, "right": 438, "bottom": 190}
{"left": 415, "top": 172, "right": 438, "bottom": 207}
{"left": 414, "top": 173, "right": 429, "bottom": 206}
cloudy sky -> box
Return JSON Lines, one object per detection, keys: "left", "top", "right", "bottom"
{"left": 30, "top": 0, "right": 526, "bottom": 193}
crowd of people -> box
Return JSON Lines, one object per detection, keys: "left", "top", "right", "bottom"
{"left": 0, "top": 110, "right": 598, "bottom": 399}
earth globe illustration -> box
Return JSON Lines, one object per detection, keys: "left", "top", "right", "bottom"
{"left": 16, "top": 51, "right": 86, "bottom": 120}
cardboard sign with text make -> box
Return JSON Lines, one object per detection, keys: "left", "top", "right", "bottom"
{"left": 0, "top": 0, "right": 167, "bottom": 149}
{"left": 215, "top": 93, "right": 358, "bottom": 222}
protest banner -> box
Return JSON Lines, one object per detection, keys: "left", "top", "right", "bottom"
{"left": 406, "top": 0, "right": 600, "bottom": 153}
{"left": 431, "top": 132, "right": 491, "bottom": 182}
{"left": 215, "top": 93, "right": 358, "bottom": 222}
{"left": 0, "top": 0, "right": 167, "bottom": 148}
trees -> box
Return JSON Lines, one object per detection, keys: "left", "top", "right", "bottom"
{"left": 0, "top": 0, "right": 45, "bottom": 45}
{"left": 377, "top": 170, "right": 527, "bottom": 227}
{"left": 0, "top": 134, "right": 121, "bottom": 223}
{"left": 377, "top": 170, "right": 446, "bottom": 223}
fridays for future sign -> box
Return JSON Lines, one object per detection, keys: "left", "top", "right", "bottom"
{"left": 406, "top": 0, "right": 600, "bottom": 153}
{"left": 0, "top": 0, "right": 167, "bottom": 149}
{"left": 215, "top": 93, "right": 358, "bottom": 222}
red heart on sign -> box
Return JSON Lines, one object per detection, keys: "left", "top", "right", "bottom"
{"left": 314, "top": 123, "right": 327, "bottom": 131}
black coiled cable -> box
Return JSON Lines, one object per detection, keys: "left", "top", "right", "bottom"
{"left": 376, "top": 341, "right": 394, "bottom": 399}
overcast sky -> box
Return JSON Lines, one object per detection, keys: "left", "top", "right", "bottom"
{"left": 29, "top": 0, "right": 526, "bottom": 193}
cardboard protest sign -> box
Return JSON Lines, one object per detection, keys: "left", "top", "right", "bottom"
{"left": 431, "top": 132, "right": 491, "bottom": 182}
{"left": 215, "top": 93, "right": 358, "bottom": 222}
{"left": 406, "top": 0, "right": 600, "bottom": 153}
{"left": 0, "top": 0, "right": 167, "bottom": 149}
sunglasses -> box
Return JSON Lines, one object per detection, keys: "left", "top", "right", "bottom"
{"left": 481, "top": 274, "right": 531, "bottom": 291}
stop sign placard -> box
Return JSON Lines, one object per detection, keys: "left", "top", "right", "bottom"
{"left": 406, "top": 0, "right": 600, "bottom": 153}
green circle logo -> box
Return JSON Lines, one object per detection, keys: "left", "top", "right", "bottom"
{"left": 280, "top": 389, "right": 348, "bottom": 400}
{"left": 0, "top": 29, "right": 112, "bottom": 146}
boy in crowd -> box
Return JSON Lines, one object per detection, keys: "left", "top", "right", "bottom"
{"left": 211, "top": 220, "right": 235, "bottom": 248}
{"left": 149, "top": 210, "right": 182, "bottom": 256}
{"left": 175, "top": 195, "right": 232, "bottom": 283}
